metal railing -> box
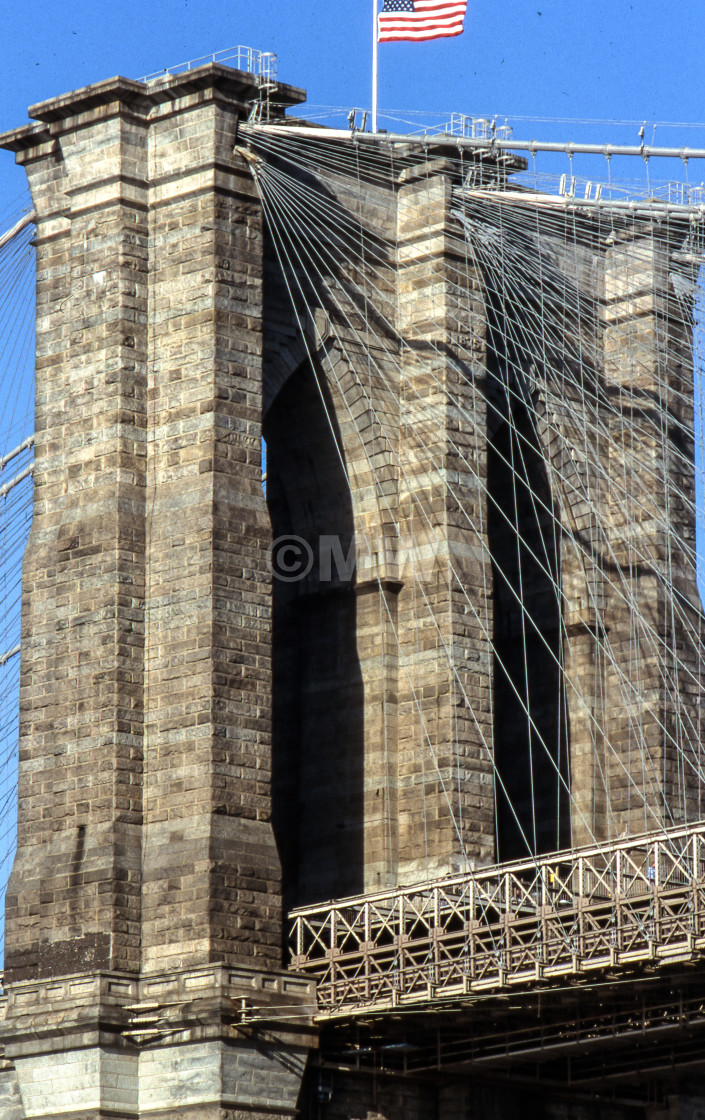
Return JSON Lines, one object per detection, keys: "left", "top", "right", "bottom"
{"left": 141, "top": 47, "right": 278, "bottom": 86}
{"left": 448, "top": 114, "right": 513, "bottom": 141}
{"left": 289, "top": 821, "right": 705, "bottom": 1014}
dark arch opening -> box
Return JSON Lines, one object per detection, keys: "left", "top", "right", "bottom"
{"left": 487, "top": 358, "right": 570, "bottom": 861}
{"left": 264, "top": 359, "right": 365, "bottom": 911}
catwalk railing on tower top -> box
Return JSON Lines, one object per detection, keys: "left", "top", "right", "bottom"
{"left": 140, "top": 46, "right": 278, "bottom": 86}
{"left": 289, "top": 822, "right": 705, "bottom": 1015}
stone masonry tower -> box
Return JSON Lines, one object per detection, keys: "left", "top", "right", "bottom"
{"left": 2, "top": 57, "right": 705, "bottom": 1120}
{"left": 0, "top": 66, "right": 317, "bottom": 1120}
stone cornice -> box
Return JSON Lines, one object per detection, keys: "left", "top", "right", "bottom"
{"left": 0, "top": 63, "right": 306, "bottom": 155}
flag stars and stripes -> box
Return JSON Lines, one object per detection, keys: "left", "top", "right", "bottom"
{"left": 378, "top": 0, "right": 468, "bottom": 42}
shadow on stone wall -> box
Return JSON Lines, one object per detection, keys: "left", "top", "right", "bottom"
{"left": 265, "top": 360, "right": 365, "bottom": 911}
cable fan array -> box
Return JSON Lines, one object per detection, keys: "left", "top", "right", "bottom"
{"left": 245, "top": 122, "right": 705, "bottom": 877}
{"left": 2, "top": 121, "right": 705, "bottom": 963}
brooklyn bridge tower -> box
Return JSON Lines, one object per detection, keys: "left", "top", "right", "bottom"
{"left": 0, "top": 52, "right": 705, "bottom": 1119}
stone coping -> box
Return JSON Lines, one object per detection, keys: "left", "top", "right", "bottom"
{"left": 0, "top": 63, "right": 306, "bottom": 152}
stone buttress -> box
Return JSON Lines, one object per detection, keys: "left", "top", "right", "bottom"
{"left": 0, "top": 66, "right": 316, "bottom": 1120}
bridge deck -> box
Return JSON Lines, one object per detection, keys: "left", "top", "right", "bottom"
{"left": 289, "top": 822, "right": 705, "bottom": 1015}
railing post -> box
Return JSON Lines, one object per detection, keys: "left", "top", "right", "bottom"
{"left": 503, "top": 872, "right": 511, "bottom": 977}
{"left": 615, "top": 849, "right": 623, "bottom": 960}
{"left": 616, "top": 848, "right": 622, "bottom": 897}
{"left": 694, "top": 832, "right": 702, "bottom": 940}
{"left": 578, "top": 856, "right": 584, "bottom": 959}
{"left": 364, "top": 901, "right": 371, "bottom": 1002}
{"left": 541, "top": 865, "right": 549, "bottom": 975}
{"left": 398, "top": 893, "right": 405, "bottom": 996}
{"left": 468, "top": 877, "right": 475, "bottom": 982}
{"left": 433, "top": 886, "right": 440, "bottom": 987}
{"left": 654, "top": 838, "right": 660, "bottom": 891}
{"left": 329, "top": 910, "right": 336, "bottom": 1008}
{"left": 653, "top": 841, "right": 662, "bottom": 949}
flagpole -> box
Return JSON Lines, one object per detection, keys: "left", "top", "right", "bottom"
{"left": 372, "top": 0, "right": 379, "bottom": 133}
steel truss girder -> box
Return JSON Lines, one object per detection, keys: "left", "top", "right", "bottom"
{"left": 289, "top": 821, "right": 705, "bottom": 1015}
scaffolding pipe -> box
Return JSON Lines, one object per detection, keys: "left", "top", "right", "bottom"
{"left": 0, "top": 211, "right": 36, "bottom": 252}
{"left": 0, "top": 435, "right": 34, "bottom": 473}
{"left": 252, "top": 123, "right": 705, "bottom": 161}
{"left": 0, "top": 463, "right": 34, "bottom": 499}
{"left": 456, "top": 188, "right": 705, "bottom": 220}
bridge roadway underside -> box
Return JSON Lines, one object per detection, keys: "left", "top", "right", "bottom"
{"left": 291, "top": 824, "right": 705, "bottom": 1108}
{"left": 316, "top": 965, "right": 705, "bottom": 1101}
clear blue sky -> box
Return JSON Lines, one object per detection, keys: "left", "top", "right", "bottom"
{"left": 1, "top": 0, "right": 705, "bottom": 200}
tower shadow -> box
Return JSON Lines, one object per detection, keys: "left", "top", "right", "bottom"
{"left": 265, "top": 360, "right": 365, "bottom": 910}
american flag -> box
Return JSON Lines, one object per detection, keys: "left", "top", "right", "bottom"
{"left": 378, "top": 0, "right": 468, "bottom": 42}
